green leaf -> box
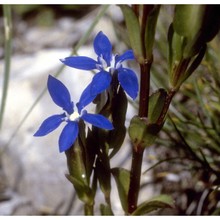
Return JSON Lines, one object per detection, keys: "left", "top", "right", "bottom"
{"left": 179, "top": 45, "right": 206, "bottom": 87}
{"left": 100, "top": 204, "right": 114, "bottom": 215}
{"left": 65, "top": 174, "right": 93, "bottom": 205}
{"left": 173, "top": 5, "right": 203, "bottom": 38}
{"left": 108, "top": 86, "right": 127, "bottom": 157}
{"left": 65, "top": 139, "right": 87, "bottom": 186}
{"left": 120, "top": 5, "right": 144, "bottom": 63}
{"left": 168, "top": 24, "right": 185, "bottom": 67}
{"left": 108, "top": 126, "right": 126, "bottom": 158}
{"left": 128, "top": 116, "right": 161, "bottom": 148}
{"left": 111, "top": 85, "right": 128, "bottom": 127}
{"left": 144, "top": 5, "right": 160, "bottom": 59}
{"left": 173, "top": 5, "right": 220, "bottom": 57}
{"left": 111, "top": 168, "right": 130, "bottom": 213}
{"left": 131, "top": 194, "right": 174, "bottom": 215}
{"left": 148, "top": 89, "right": 167, "bottom": 124}
{"left": 96, "top": 153, "right": 111, "bottom": 200}
{"left": 129, "top": 88, "right": 172, "bottom": 147}
{"left": 65, "top": 139, "right": 95, "bottom": 205}
{"left": 80, "top": 122, "right": 97, "bottom": 179}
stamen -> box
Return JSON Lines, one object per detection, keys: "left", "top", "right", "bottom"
{"left": 99, "top": 55, "right": 108, "bottom": 69}
{"left": 69, "top": 111, "right": 80, "bottom": 121}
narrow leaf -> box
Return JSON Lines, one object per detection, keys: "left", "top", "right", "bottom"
{"left": 144, "top": 5, "right": 160, "bottom": 59}
{"left": 148, "top": 89, "right": 167, "bottom": 124}
{"left": 120, "top": 5, "right": 144, "bottom": 63}
{"left": 111, "top": 168, "right": 130, "bottom": 213}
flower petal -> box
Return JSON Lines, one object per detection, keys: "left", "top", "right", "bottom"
{"left": 47, "top": 75, "right": 74, "bottom": 115}
{"left": 118, "top": 68, "right": 139, "bottom": 100}
{"left": 90, "top": 71, "right": 112, "bottom": 95}
{"left": 59, "top": 121, "right": 79, "bottom": 152}
{"left": 34, "top": 113, "right": 65, "bottom": 136}
{"left": 94, "top": 31, "right": 112, "bottom": 66}
{"left": 82, "top": 112, "right": 114, "bottom": 130}
{"left": 115, "top": 50, "right": 135, "bottom": 64}
{"left": 76, "top": 71, "right": 111, "bottom": 113}
{"left": 60, "top": 56, "right": 98, "bottom": 70}
{"left": 76, "top": 83, "right": 97, "bottom": 113}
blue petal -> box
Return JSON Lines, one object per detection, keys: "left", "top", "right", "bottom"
{"left": 60, "top": 56, "right": 98, "bottom": 70}
{"left": 76, "top": 83, "right": 97, "bottom": 113}
{"left": 34, "top": 113, "right": 65, "bottom": 136}
{"left": 81, "top": 112, "right": 114, "bottom": 130}
{"left": 90, "top": 71, "right": 112, "bottom": 96}
{"left": 47, "top": 75, "right": 74, "bottom": 115}
{"left": 115, "top": 50, "right": 135, "bottom": 64}
{"left": 118, "top": 68, "right": 139, "bottom": 100}
{"left": 59, "top": 121, "right": 79, "bottom": 152}
{"left": 93, "top": 31, "right": 112, "bottom": 66}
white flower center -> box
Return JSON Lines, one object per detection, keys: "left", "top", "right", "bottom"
{"left": 69, "top": 111, "right": 80, "bottom": 121}
{"left": 97, "top": 55, "right": 118, "bottom": 74}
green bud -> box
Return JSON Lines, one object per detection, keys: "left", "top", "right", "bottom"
{"left": 173, "top": 5, "right": 220, "bottom": 58}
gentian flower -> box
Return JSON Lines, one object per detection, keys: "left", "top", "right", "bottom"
{"left": 34, "top": 75, "right": 113, "bottom": 153}
{"left": 60, "top": 31, "right": 139, "bottom": 100}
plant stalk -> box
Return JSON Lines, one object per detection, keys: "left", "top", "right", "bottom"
{"left": 127, "top": 145, "right": 144, "bottom": 214}
{"left": 0, "top": 5, "right": 12, "bottom": 129}
{"left": 84, "top": 204, "right": 94, "bottom": 215}
{"left": 128, "top": 58, "right": 152, "bottom": 214}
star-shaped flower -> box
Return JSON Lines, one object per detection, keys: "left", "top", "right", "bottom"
{"left": 34, "top": 75, "right": 113, "bottom": 152}
{"left": 60, "top": 31, "right": 139, "bottom": 100}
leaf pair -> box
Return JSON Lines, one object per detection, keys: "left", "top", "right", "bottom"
{"left": 129, "top": 89, "right": 167, "bottom": 149}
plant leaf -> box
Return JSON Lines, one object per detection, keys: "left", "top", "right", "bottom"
{"left": 109, "top": 86, "right": 127, "bottom": 157}
{"left": 128, "top": 116, "right": 161, "bottom": 148}
{"left": 173, "top": 5, "right": 220, "bottom": 57}
{"left": 148, "top": 89, "right": 167, "bottom": 124}
{"left": 144, "top": 5, "right": 160, "bottom": 59}
{"left": 65, "top": 174, "right": 93, "bottom": 205}
{"left": 100, "top": 204, "right": 114, "bottom": 215}
{"left": 132, "top": 194, "right": 174, "bottom": 215}
{"left": 120, "top": 5, "right": 144, "bottom": 63}
{"left": 111, "top": 168, "right": 130, "bottom": 213}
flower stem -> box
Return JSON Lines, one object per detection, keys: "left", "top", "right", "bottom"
{"left": 138, "top": 61, "right": 152, "bottom": 117}
{"left": 128, "top": 59, "right": 152, "bottom": 214}
{"left": 128, "top": 145, "right": 144, "bottom": 214}
{"left": 84, "top": 203, "right": 94, "bottom": 215}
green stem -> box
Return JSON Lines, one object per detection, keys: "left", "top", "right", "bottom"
{"left": 84, "top": 204, "right": 94, "bottom": 215}
{"left": 127, "top": 146, "right": 144, "bottom": 213}
{"left": 138, "top": 61, "right": 152, "bottom": 117}
{"left": 128, "top": 59, "right": 152, "bottom": 214}
{"left": 0, "top": 5, "right": 12, "bottom": 129}
{"left": 127, "top": 5, "right": 158, "bottom": 212}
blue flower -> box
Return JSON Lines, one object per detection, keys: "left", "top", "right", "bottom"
{"left": 60, "top": 31, "right": 139, "bottom": 100}
{"left": 34, "top": 75, "right": 114, "bottom": 153}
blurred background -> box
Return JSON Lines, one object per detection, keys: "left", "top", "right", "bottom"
{"left": 0, "top": 5, "right": 220, "bottom": 215}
